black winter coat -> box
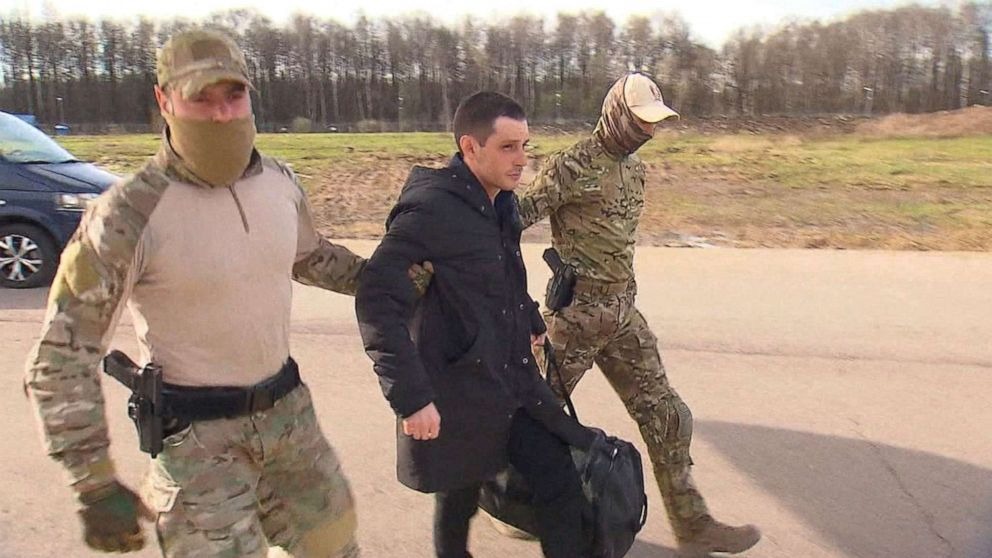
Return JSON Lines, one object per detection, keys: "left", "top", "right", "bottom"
{"left": 356, "top": 154, "right": 562, "bottom": 493}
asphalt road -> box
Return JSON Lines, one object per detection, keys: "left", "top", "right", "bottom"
{"left": 1, "top": 243, "right": 989, "bottom": 558}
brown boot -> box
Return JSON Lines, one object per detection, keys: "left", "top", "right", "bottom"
{"left": 677, "top": 517, "right": 761, "bottom": 557}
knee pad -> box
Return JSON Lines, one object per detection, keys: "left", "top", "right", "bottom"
{"left": 638, "top": 393, "right": 693, "bottom": 466}
{"left": 631, "top": 390, "right": 692, "bottom": 440}
{"left": 662, "top": 394, "right": 693, "bottom": 444}
{"left": 295, "top": 508, "right": 358, "bottom": 558}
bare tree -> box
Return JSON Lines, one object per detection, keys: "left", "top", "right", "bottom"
{"left": 4, "top": 4, "right": 990, "bottom": 128}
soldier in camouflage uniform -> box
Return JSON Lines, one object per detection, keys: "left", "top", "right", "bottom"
{"left": 518, "top": 73, "right": 761, "bottom": 557}
{"left": 21, "top": 29, "right": 414, "bottom": 557}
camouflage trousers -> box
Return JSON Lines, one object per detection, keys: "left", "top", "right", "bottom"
{"left": 141, "top": 384, "right": 359, "bottom": 558}
{"left": 541, "top": 280, "right": 710, "bottom": 541}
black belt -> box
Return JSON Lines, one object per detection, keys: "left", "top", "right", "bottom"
{"left": 162, "top": 358, "right": 301, "bottom": 421}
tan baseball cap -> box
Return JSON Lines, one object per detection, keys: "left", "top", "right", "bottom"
{"left": 157, "top": 29, "right": 251, "bottom": 99}
{"left": 623, "top": 73, "right": 679, "bottom": 123}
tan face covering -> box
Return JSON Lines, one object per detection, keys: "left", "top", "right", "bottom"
{"left": 164, "top": 113, "right": 256, "bottom": 187}
{"left": 593, "top": 75, "right": 653, "bottom": 159}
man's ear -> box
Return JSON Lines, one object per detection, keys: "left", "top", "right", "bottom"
{"left": 154, "top": 85, "right": 172, "bottom": 116}
{"left": 458, "top": 134, "right": 477, "bottom": 159}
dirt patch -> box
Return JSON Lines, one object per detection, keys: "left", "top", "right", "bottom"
{"left": 312, "top": 158, "right": 992, "bottom": 251}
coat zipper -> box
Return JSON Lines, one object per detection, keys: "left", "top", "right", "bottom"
{"left": 228, "top": 185, "right": 250, "bottom": 233}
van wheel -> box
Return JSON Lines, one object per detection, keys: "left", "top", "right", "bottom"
{"left": 0, "top": 224, "right": 59, "bottom": 289}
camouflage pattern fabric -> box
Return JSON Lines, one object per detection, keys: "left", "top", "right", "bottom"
{"left": 517, "top": 75, "right": 652, "bottom": 284}
{"left": 592, "top": 75, "right": 654, "bottom": 159}
{"left": 156, "top": 29, "right": 251, "bottom": 99}
{"left": 522, "top": 73, "right": 712, "bottom": 541}
{"left": 144, "top": 385, "right": 359, "bottom": 558}
{"left": 23, "top": 163, "right": 171, "bottom": 495}
{"left": 25, "top": 26, "right": 368, "bottom": 555}
{"left": 23, "top": 136, "right": 366, "bottom": 490}
{"left": 518, "top": 138, "right": 645, "bottom": 284}
{"left": 539, "top": 283, "right": 709, "bottom": 540}
{"left": 24, "top": 134, "right": 366, "bottom": 558}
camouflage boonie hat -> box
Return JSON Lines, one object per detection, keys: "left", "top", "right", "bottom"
{"left": 157, "top": 29, "right": 251, "bottom": 98}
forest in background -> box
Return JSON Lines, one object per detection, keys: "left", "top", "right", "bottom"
{"left": 1, "top": 3, "right": 991, "bottom": 132}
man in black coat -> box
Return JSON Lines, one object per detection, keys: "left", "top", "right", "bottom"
{"left": 356, "top": 92, "right": 592, "bottom": 558}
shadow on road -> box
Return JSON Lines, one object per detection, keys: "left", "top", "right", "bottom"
{"left": 0, "top": 287, "right": 48, "bottom": 311}
{"left": 699, "top": 420, "right": 992, "bottom": 558}
{"left": 628, "top": 539, "right": 677, "bottom": 557}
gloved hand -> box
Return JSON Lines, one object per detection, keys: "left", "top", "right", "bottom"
{"left": 77, "top": 481, "right": 153, "bottom": 552}
{"left": 408, "top": 260, "right": 435, "bottom": 296}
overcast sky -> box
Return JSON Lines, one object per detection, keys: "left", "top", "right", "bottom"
{"left": 3, "top": 0, "right": 946, "bottom": 47}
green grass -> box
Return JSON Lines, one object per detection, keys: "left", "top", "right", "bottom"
{"left": 60, "top": 132, "right": 562, "bottom": 177}
{"left": 58, "top": 132, "right": 992, "bottom": 191}
{"left": 641, "top": 134, "right": 992, "bottom": 191}
{"left": 57, "top": 134, "right": 160, "bottom": 175}
{"left": 54, "top": 130, "right": 992, "bottom": 250}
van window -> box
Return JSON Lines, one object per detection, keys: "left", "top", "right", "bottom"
{"left": 0, "top": 112, "right": 76, "bottom": 164}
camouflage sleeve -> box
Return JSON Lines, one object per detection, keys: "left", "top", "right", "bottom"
{"left": 24, "top": 177, "right": 153, "bottom": 497}
{"left": 293, "top": 194, "right": 366, "bottom": 295}
{"left": 517, "top": 145, "right": 605, "bottom": 228}
{"left": 270, "top": 157, "right": 367, "bottom": 295}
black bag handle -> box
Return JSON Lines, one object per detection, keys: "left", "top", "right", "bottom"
{"left": 543, "top": 338, "right": 578, "bottom": 421}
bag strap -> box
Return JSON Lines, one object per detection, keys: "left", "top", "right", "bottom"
{"left": 543, "top": 338, "right": 579, "bottom": 421}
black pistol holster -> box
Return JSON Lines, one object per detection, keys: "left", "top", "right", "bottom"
{"left": 101, "top": 352, "right": 302, "bottom": 458}
{"left": 543, "top": 247, "right": 577, "bottom": 312}
{"left": 102, "top": 350, "right": 164, "bottom": 458}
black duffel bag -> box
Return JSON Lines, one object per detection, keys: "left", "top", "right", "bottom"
{"left": 478, "top": 341, "right": 648, "bottom": 558}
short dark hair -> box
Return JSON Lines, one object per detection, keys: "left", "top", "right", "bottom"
{"left": 452, "top": 91, "right": 526, "bottom": 153}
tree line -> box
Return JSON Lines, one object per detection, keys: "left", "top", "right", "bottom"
{"left": 1, "top": 3, "right": 990, "bottom": 132}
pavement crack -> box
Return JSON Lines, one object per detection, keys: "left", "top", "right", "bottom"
{"left": 848, "top": 419, "right": 955, "bottom": 558}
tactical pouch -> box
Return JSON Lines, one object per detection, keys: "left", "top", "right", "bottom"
{"left": 543, "top": 247, "right": 576, "bottom": 311}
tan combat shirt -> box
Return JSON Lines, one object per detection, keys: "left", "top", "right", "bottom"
{"left": 24, "top": 136, "right": 364, "bottom": 495}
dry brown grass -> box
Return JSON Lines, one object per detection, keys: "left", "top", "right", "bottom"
{"left": 856, "top": 105, "right": 992, "bottom": 139}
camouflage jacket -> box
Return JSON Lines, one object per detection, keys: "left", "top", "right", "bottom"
{"left": 23, "top": 135, "right": 365, "bottom": 496}
{"left": 518, "top": 136, "right": 645, "bottom": 284}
